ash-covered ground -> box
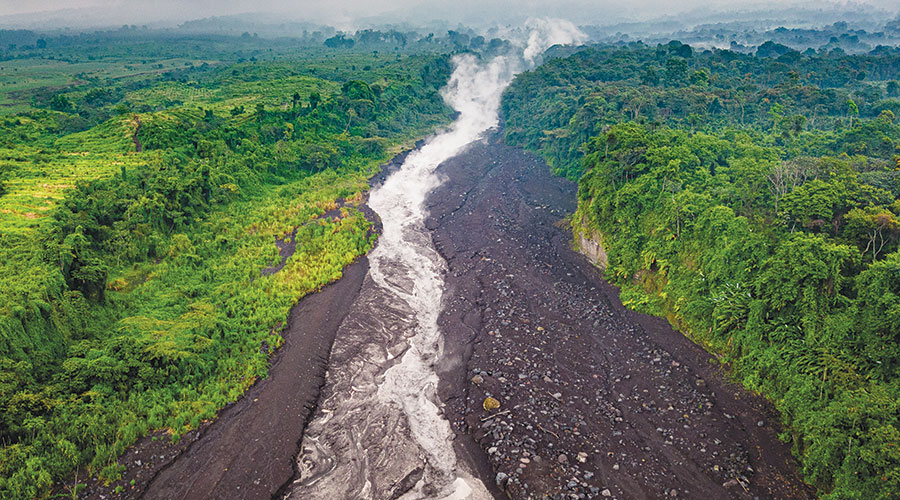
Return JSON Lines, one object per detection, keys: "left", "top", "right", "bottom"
{"left": 427, "top": 135, "right": 814, "bottom": 500}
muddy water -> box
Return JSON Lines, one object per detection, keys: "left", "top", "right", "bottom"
{"left": 282, "top": 23, "right": 584, "bottom": 500}
{"left": 281, "top": 54, "right": 513, "bottom": 500}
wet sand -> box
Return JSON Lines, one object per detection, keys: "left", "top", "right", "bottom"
{"left": 427, "top": 135, "right": 815, "bottom": 500}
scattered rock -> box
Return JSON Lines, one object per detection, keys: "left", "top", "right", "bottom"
{"left": 558, "top": 453, "right": 568, "bottom": 464}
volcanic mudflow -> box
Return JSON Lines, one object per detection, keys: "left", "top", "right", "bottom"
{"left": 427, "top": 133, "right": 814, "bottom": 500}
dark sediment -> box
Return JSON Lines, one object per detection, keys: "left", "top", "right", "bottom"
{"left": 78, "top": 259, "right": 368, "bottom": 500}
{"left": 427, "top": 135, "right": 815, "bottom": 500}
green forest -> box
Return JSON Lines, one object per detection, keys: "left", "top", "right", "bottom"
{"left": 503, "top": 41, "right": 900, "bottom": 498}
{"left": 4, "top": 18, "right": 900, "bottom": 500}
{"left": 0, "top": 31, "right": 453, "bottom": 498}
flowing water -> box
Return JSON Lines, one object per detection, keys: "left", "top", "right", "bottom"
{"left": 283, "top": 21, "right": 584, "bottom": 500}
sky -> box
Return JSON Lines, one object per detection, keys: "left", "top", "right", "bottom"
{"left": 0, "top": 0, "right": 897, "bottom": 28}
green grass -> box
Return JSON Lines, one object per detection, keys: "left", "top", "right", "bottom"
{"left": 0, "top": 147, "right": 146, "bottom": 234}
{"left": 123, "top": 76, "right": 340, "bottom": 113}
{"left": 0, "top": 57, "right": 218, "bottom": 114}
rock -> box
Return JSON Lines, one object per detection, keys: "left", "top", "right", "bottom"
{"left": 584, "top": 471, "right": 594, "bottom": 480}
{"left": 472, "top": 375, "right": 484, "bottom": 385}
{"left": 520, "top": 457, "right": 530, "bottom": 464}
{"left": 757, "top": 420, "right": 765, "bottom": 427}
{"left": 483, "top": 397, "right": 501, "bottom": 411}
{"left": 613, "top": 464, "right": 620, "bottom": 470}
{"left": 558, "top": 453, "right": 568, "bottom": 464}
{"left": 601, "top": 489, "right": 612, "bottom": 497}
{"left": 669, "top": 489, "right": 678, "bottom": 497}
{"left": 723, "top": 479, "right": 740, "bottom": 488}
{"left": 495, "top": 472, "right": 508, "bottom": 486}
{"left": 577, "top": 452, "right": 588, "bottom": 463}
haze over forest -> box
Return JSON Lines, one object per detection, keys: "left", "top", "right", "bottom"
{"left": 1, "top": 0, "right": 899, "bottom": 32}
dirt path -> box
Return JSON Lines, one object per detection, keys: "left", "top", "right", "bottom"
{"left": 132, "top": 115, "right": 143, "bottom": 153}
{"left": 427, "top": 135, "right": 815, "bottom": 500}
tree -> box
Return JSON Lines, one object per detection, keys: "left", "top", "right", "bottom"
{"left": 641, "top": 67, "right": 660, "bottom": 86}
{"left": 847, "top": 99, "right": 859, "bottom": 129}
{"left": 665, "top": 58, "right": 688, "bottom": 86}
{"left": 887, "top": 81, "right": 900, "bottom": 97}
{"left": 49, "top": 94, "right": 74, "bottom": 113}
{"left": 780, "top": 179, "right": 842, "bottom": 232}
{"left": 58, "top": 226, "right": 108, "bottom": 302}
{"left": 844, "top": 207, "right": 899, "bottom": 260}
{"left": 690, "top": 69, "right": 710, "bottom": 87}
{"left": 756, "top": 40, "right": 794, "bottom": 58}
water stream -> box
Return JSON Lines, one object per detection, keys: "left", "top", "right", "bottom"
{"left": 283, "top": 21, "right": 583, "bottom": 500}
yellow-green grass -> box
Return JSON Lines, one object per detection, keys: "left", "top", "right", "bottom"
{"left": 124, "top": 76, "right": 340, "bottom": 113}
{"left": 54, "top": 115, "right": 138, "bottom": 153}
{"left": 0, "top": 147, "right": 146, "bottom": 234}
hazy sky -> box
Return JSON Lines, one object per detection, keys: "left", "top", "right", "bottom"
{"left": 0, "top": 0, "right": 897, "bottom": 27}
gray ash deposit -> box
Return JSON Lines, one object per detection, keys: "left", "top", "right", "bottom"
{"left": 426, "top": 135, "right": 814, "bottom": 500}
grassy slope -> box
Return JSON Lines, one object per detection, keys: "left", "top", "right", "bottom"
{"left": 0, "top": 44, "right": 452, "bottom": 498}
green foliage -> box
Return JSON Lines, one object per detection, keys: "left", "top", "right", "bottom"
{"left": 0, "top": 46, "right": 453, "bottom": 499}
{"left": 504, "top": 43, "right": 900, "bottom": 498}
{"left": 502, "top": 43, "right": 900, "bottom": 180}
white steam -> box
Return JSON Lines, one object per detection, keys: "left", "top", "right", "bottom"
{"left": 522, "top": 18, "right": 587, "bottom": 63}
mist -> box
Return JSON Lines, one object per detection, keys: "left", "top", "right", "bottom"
{"left": 1, "top": 0, "right": 897, "bottom": 32}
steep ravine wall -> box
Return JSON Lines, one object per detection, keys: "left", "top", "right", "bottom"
{"left": 571, "top": 200, "right": 608, "bottom": 271}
